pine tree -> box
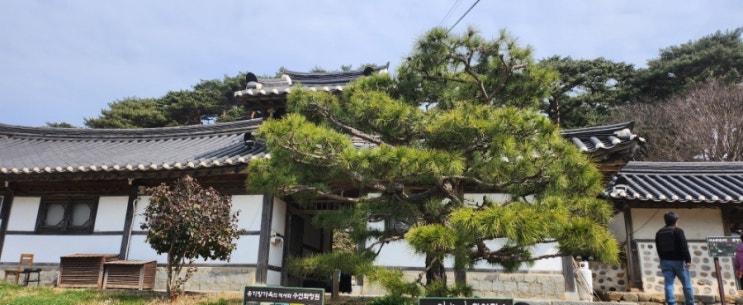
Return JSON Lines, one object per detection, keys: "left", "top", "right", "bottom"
{"left": 246, "top": 26, "right": 619, "bottom": 297}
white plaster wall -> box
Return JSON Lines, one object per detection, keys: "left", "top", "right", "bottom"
{"left": 268, "top": 197, "right": 287, "bottom": 267}
{"left": 127, "top": 195, "right": 262, "bottom": 265}
{"left": 133, "top": 195, "right": 264, "bottom": 233}
{"left": 2, "top": 196, "right": 124, "bottom": 264}
{"left": 127, "top": 234, "right": 260, "bottom": 264}
{"left": 373, "top": 240, "right": 426, "bottom": 267}
{"left": 609, "top": 211, "right": 627, "bottom": 243}
{"left": 631, "top": 208, "right": 723, "bottom": 240}
{"left": 6, "top": 197, "right": 40, "bottom": 231}
{"left": 232, "top": 195, "right": 264, "bottom": 232}
{"left": 231, "top": 235, "right": 261, "bottom": 264}
{"left": 94, "top": 196, "right": 128, "bottom": 232}
{"left": 3, "top": 235, "right": 122, "bottom": 263}
{"left": 126, "top": 235, "right": 169, "bottom": 262}
{"left": 131, "top": 195, "right": 150, "bottom": 230}
{"left": 267, "top": 270, "right": 282, "bottom": 285}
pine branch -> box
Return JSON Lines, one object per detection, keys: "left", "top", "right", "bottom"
{"left": 366, "top": 235, "right": 405, "bottom": 256}
{"left": 308, "top": 99, "right": 384, "bottom": 146}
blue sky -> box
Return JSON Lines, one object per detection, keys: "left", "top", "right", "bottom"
{"left": 0, "top": 0, "right": 741, "bottom": 127}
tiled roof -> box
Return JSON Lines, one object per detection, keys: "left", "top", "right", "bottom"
{"left": 233, "top": 63, "right": 390, "bottom": 98}
{"left": 560, "top": 121, "right": 644, "bottom": 161}
{"left": 0, "top": 119, "right": 266, "bottom": 180}
{"left": 0, "top": 116, "right": 641, "bottom": 181}
{"left": 603, "top": 161, "right": 743, "bottom": 203}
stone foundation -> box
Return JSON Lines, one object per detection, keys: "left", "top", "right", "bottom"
{"left": 349, "top": 270, "right": 567, "bottom": 300}
{"left": 153, "top": 266, "right": 257, "bottom": 292}
{"left": 3, "top": 266, "right": 59, "bottom": 287}
{"left": 469, "top": 272, "right": 566, "bottom": 299}
{"left": 2, "top": 265, "right": 257, "bottom": 292}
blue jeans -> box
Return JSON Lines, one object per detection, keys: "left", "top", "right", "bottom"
{"left": 660, "top": 260, "right": 694, "bottom": 305}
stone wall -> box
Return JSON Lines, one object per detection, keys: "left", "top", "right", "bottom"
{"left": 637, "top": 241, "right": 738, "bottom": 297}
{"left": 592, "top": 241, "right": 739, "bottom": 300}
{"left": 591, "top": 261, "right": 628, "bottom": 292}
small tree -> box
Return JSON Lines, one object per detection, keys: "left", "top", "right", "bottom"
{"left": 140, "top": 175, "right": 244, "bottom": 299}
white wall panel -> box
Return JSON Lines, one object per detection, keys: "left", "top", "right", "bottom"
{"left": 7, "top": 197, "right": 41, "bottom": 231}
{"left": 125, "top": 235, "right": 168, "bottom": 261}
{"left": 127, "top": 195, "right": 262, "bottom": 265}
{"left": 609, "top": 212, "right": 627, "bottom": 243}
{"left": 631, "top": 208, "right": 723, "bottom": 240}
{"left": 127, "top": 234, "right": 260, "bottom": 264}
{"left": 373, "top": 240, "right": 425, "bottom": 267}
{"left": 3, "top": 235, "right": 121, "bottom": 263}
{"left": 232, "top": 195, "right": 264, "bottom": 232}
{"left": 271, "top": 197, "right": 286, "bottom": 235}
{"left": 268, "top": 198, "right": 287, "bottom": 268}
{"left": 94, "top": 196, "right": 129, "bottom": 232}
{"left": 267, "top": 270, "right": 282, "bottom": 285}
{"left": 132, "top": 196, "right": 150, "bottom": 230}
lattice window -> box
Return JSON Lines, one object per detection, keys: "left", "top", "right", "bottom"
{"left": 36, "top": 197, "right": 98, "bottom": 233}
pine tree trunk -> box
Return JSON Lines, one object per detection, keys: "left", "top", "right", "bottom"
{"left": 425, "top": 255, "right": 446, "bottom": 286}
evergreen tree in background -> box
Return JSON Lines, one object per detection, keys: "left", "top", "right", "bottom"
{"left": 83, "top": 74, "right": 248, "bottom": 128}
{"left": 633, "top": 27, "right": 743, "bottom": 102}
{"left": 539, "top": 56, "right": 636, "bottom": 128}
{"left": 70, "top": 28, "right": 743, "bottom": 132}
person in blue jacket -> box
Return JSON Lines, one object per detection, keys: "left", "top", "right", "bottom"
{"left": 655, "top": 211, "right": 695, "bottom": 305}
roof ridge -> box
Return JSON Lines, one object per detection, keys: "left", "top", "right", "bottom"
{"left": 0, "top": 119, "right": 262, "bottom": 140}
{"left": 282, "top": 63, "right": 390, "bottom": 79}
{"left": 560, "top": 121, "right": 634, "bottom": 136}
{"left": 621, "top": 161, "right": 743, "bottom": 174}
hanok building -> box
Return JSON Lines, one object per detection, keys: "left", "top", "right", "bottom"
{"left": 0, "top": 63, "right": 660, "bottom": 300}
{"left": 234, "top": 63, "right": 391, "bottom": 119}
{"left": 0, "top": 120, "right": 268, "bottom": 291}
{"left": 601, "top": 161, "right": 743, "bottom": 301}
{"left": 0, "top": 64, "right": 391, "bottom": 292}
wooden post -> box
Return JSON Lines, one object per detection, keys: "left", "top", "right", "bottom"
{"left": 332, "top": 269, "right": 340, "bottom": 299}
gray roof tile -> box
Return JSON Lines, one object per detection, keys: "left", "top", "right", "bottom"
{"left": 0, "top": 116, "right": 642, "bottom": 181}
{"left": 234, "top": 63, "right": 390, "bottom": 98}
{"left": 560, "top": 121, "right": 644, "bottom": 161}
{"left": 0, "top": 119, "right": 265, "bottom": 179}
{"left": 603, "top": 161, "right": 743, "bottom": 203}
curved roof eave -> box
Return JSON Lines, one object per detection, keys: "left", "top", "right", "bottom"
{"left": 0, "top": 119, "right": 268, "bottom": 179}
{"left": 603, "top": 161, "right": 743, "bottom": 204}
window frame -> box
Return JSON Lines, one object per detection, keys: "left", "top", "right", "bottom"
{"left": 35, "top": 196, "right": 98, "bottom": 234}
